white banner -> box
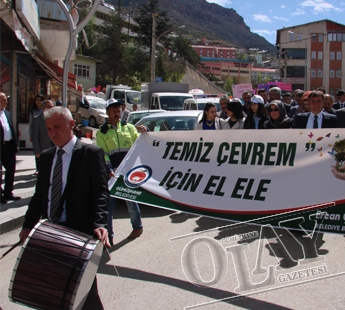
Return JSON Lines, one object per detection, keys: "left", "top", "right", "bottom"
{"left": 112, "top": 129, "right": 345, "bottom": 232}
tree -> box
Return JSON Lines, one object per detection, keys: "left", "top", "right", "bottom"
{"left": 133, "top": 0, "right": 172, "bottom": 55}
{"left": 172, "top": 36, "right": 200, "bottom": 67}
{"left": 98, "top": 1, "right": 128, "bottom": 84}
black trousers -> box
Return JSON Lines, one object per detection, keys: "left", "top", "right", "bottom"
{"left": 0, "top": 140, "right": 16, "bottom": 197}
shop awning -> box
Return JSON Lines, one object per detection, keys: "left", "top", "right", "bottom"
{"left": 33, "top": 52, "right": 82, "bottom": 96}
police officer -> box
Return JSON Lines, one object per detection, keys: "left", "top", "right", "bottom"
{"left": 96, "top": 99, "right": 147, "bottom": 245}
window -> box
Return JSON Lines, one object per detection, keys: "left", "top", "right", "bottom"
{"left": 336, "top": 70, "right": 341, "bottom": 78}
{"left": 282, "top": 48, "right": 306, "bottom": 59}
{"left": 330, "top": 88, "right": 334, "bottom": 95}
{"left": 311, "top": 69, "right": 316, "bottom": 78}
{"left": 337, "top": 52, "right": 342, "bottom": 60}
{"left": 330, "top": 52, "right": 335, "bottom": 60}
{"left": 74, "top": 64, "right": 90, "bottom": 78}
{"left": 330, "top": 70, "right": 335, "bottom": 78}
{"left": 311, "top": 34, "right": 316, "bottom": 42}
{"left": 311, "top": 51, "right": 316, "bottom": 59}
{"left": 318, "top": 34, "right": 323, "bottom": 42}
{"left": 318, "top": 51, "right": 323, "bottom": 60}
{"left": 287, "top": 66, "right": 306, "bottom": 78}
{"left": 290, "top": 33, "right": 295, "bottom": 41}
{"left": 337, "top": 33, "right": 342, "bottom": 41}
{"left": 317, "top": 69, "right": 322, "bottom": 78}
{"left": 298, "top": 34, "right": 303, "bottom": 41}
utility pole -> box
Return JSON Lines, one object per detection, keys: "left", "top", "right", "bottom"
{"left": 150, "top": 11, "right": 158, "bottom": 83}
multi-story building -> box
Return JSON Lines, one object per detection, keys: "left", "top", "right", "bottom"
{"left": 251, "top": 68, "right": 278, "bottom": 84}
{"left": 199, "top": 57, "right": 252, "bottom": 84}
{"left": 276, "top": 19, "right": 345, "bottom": 94}
{"left": 0, "top": 0, "right": 102, "bottom": 148}
{"left": 192, "top": 45, "right": 237, "bottom": 59}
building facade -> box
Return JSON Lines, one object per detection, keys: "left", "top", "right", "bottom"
{"left": 276, "top": 19, "right": 345, "bottom": 94}
{"left": 199, "top": 57, "right": 252, "bottom": 84}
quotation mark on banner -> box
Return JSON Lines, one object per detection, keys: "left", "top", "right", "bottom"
{"left": 306, "top": 142, "right": 316, "bottom": 151}
{"left": 152, "top": 140, "right": 160, "bottom": 147}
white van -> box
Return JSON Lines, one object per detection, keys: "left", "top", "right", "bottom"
{"left": 183, "top": 97, "right": 221, "bottom": 111}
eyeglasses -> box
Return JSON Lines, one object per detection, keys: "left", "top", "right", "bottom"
{"left": 269, "top": 108, "right": 279, "bottom": 112}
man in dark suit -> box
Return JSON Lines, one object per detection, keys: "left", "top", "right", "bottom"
{"left": 335, "top": 107, "right": 345, "bottom": 128}
{"left": 19, "top": 106, "right": 110, "bottom": 308}
{"left": 0, "top": 92, "right": 21, "bottom": 204}
{"left": 333, "top": 90, "right": 345, "bottom": 110}
{"left": 19, "top": 106, "right": 110, "bottom": 242}
{"left": 292, "top": 90, "right": 338, "bottom": 129}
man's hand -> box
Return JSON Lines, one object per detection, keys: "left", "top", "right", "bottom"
{"left": 35, "top": 153, "right": 41, "bottom": 158}
{"left": 94, "top": 227, "right": 110, "bottom": 248}
{"left": 19, "top": 228, "right": 32, "bottom": 244}
{"left": 136, "top": 125, "right": 148, "bottom": 133}
{"left": 108, "top": 171, "right": 115, "bottom": 179}
{"left": 332, "top": 164, "right": 345, "bottom": 181}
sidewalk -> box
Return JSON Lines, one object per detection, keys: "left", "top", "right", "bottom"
{"left": 0, "top": 136, "right": 96, "bottom": 234}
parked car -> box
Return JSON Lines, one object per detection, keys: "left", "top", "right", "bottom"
{"left": 78, "top": 95, "right": 108, "bottom": 128}
{"left": 183, "top": 97, "right": 221, "bottom": 111}
{"left": 127, "top": 110, "right": 166, "bottom": 125}
{"left": 135, "top": 110, "right": 203, "bottom": 131}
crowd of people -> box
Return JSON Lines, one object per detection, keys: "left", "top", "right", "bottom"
{"left": 1, "top": 86, "right": 344, "bottom": 307}
{"left": 196, "top": 86, "right": 345, "bottom": 180}
{"left": 197, "top": 87, "right": 344, "bottom": 130}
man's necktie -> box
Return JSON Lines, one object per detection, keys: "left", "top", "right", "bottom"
{"left": 313, "top": 115, "right": 318, "bottom": 129}
{"left": 50, "top": 149, "right": 65, "bottom": 222}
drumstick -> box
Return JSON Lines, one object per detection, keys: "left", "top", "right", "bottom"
{"left": 104, "top": 247, "right": 120, "bottom": 277}
{"left": 0, "top": 240, "right": 21, "bottom": 260}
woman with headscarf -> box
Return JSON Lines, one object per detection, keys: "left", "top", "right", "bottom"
{"left": 222, "top": 99, "right": 246, "bottom": 129}
{"left": 264, "top": 100, "right": 294, "bottom": 129}
{"left": 196, "top": 102, "right": 226, "bottom": 130}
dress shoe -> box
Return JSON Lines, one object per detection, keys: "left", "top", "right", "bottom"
{"left": 3, "top": 194, "right": 21, "bottom": 201}
{"left": 127, "top": 228, "right": 143, "bottom": 239}
{"left": 1, "top": 197, "right": 7, "bottom": 204}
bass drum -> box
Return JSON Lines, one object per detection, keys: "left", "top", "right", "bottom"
{"left": 9, "top": 219, "right": 103, "bottom": 310}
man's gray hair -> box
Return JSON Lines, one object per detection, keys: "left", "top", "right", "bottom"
{"left": 44, "top": 106, "right": 73, "bottom": 120}
{"left": 269, "top": 87, "right": 282, "bottom": 96}
{"left": 41, "top": 100, "right": 55, "bottom": 108}
{"left": 219, "top": 95, "right": 230, "bottom": 103}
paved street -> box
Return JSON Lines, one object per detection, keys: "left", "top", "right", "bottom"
{"left": 1, "top": 204, "right": 345, "bottom": 309}
{"left": 1, "top": 134, "right": 345, "bottom": 309}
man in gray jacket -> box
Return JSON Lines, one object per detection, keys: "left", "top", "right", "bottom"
{"left": 31, "top": 100, "right": 55, "bottom": 173}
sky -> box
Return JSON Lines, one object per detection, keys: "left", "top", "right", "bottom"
{"left": 206, "top": 0, "right": 345, "bottom": 45}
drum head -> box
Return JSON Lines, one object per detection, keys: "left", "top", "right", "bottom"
{"left": 9, "top": 220, "right": 104, "bottom": 310}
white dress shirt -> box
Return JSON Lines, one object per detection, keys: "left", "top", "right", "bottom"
{"left": 48, "top": 135, "right": 77, "bottom": 221}
{"left": 0, "top": 110, "right": 13, "bottom": 141}
{"left": 307, "top": 112, "right": 323, "bottom": 129}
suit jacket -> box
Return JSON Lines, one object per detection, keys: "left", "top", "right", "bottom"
{"left": 335, "top": 108, "right": 345, "bottom": 128}
{"left": 0, "top": 109, "right": 19, "bottom": 149}
{"left": 23, "top": 139, "right": 109, "bottom": 235}
{"left": 333, "top": 102, "right": 345, "bottom": 110}
{"left": 31, "top": 112, "right": 54, "bottom": 154}
{"left": 292, "top": 112, "right": 338, "bottom": 128}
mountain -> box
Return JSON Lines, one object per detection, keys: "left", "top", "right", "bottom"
{"left": 114, "top": 0, "right": 276, "bottom": 54}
